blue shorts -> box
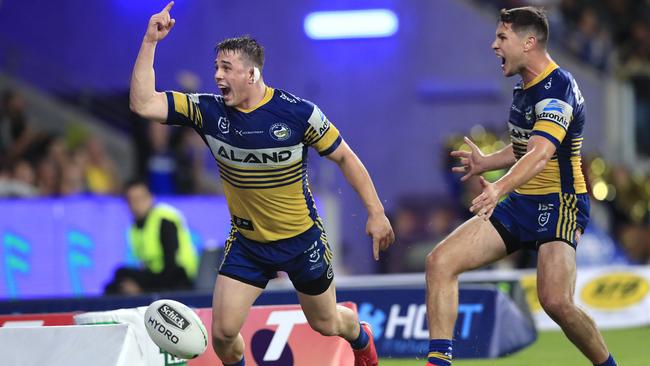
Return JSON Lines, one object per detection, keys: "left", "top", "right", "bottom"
{"left": 490, "top": 192, "right": 590, "bottom": 252}
{"left": 218, "top": 223, "right": 334, "bottom": 295}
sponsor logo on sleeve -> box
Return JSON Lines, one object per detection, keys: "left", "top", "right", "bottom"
{"left": 536, "top": 98, "right": 572, "bottom": 129}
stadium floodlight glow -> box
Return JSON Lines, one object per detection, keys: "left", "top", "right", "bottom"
{"left": 304, "top": 9, "right": 398, "bottom": 40}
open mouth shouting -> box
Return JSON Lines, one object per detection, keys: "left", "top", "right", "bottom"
{"left": 218, "top": 84, "right": 232, "bottom": 101}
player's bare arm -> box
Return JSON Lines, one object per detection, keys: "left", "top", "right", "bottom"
{"left": 470, "top": 135, "right": 556, "bottom": 219}
{"left": 451, "top": 136, "right": 516, "bottom": 182}
{"left": 326, "top": 141, "right": 395, "bottom": 260}
{"left": 129, "top": 1, "right": 176, "bottom": 123}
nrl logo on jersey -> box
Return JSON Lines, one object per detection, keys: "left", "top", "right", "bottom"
{"left": 270, "top": 123, "right": 292, "bottom": 141}
{"left": 218, "top": 117, "right": 230, "bottom": 134}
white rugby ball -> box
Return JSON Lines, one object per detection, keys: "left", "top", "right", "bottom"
{"left": 144, "top": 299, "right": 208, "bottom": 359}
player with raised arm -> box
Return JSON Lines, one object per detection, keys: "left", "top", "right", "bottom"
{"left": 424, "top": 7, "right": 617, "bottom": 366}
{"left": 130, "top": 3, "right": 394, "bottom": 366}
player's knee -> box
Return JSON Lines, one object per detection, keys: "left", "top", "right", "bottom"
{"left": 539, "top": 293, "right": 573, "bottom": 321}
{"left": 212, "top": 321, "right": 240, "bottom": 345}
{"left": 425, "top": 246, "right": 450, "bottom": 277}
{"left": 308, "top": 318, "right": 339, "bottom": 337}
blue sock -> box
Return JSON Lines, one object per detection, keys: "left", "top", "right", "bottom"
{"left": 427, "top": 339, "right": 453, "bottom": 366}
{"left": 349, "top": 322, "right": 370, "bottom": 350}
{"left": 595, "top": 354, "right": 616, "bottom": 366}
{"left": 224, "top": 356, "right": 245, "bottom": 366}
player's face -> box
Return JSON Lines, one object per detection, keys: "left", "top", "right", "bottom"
{"left": 214, "top": 50, "right": 251, "bottom": 107}
{"left": 492, "top": 22, "right": 526, "bottom": 77}
{"left": 126, "top": 184, "right": 152, "bottom": 220}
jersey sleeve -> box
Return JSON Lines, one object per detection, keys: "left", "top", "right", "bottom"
{"left": 165, "top": 91, "right": 215, "bottom": 130}
{"left": 531, "top": 83, "right": 574, "bottom": 147}
{"left": 302, "top": 102, "right": 342, "bottom": 156}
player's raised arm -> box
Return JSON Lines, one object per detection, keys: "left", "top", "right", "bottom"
{"left": 326, "top": 141, "right": 395, "bottom": 261}
{"left": 129, "top": 1, "right": 176, "bottom": 123}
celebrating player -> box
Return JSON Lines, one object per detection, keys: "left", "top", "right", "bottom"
{"left": 129, "top": 3, "right": 394, "bottom": 366}
{"left": 424, "top": 7, "right": 616, "bottom": 366}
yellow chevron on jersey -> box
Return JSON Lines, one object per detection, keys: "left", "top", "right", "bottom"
{"left": 508, "top": 62, "right": 587, "bottom": 195}
{"left": 165, "top": 87, "right": 342, "bottom": 242}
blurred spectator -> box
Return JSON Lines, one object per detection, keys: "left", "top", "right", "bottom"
{"left": 0, "top": 90, "right": 48, "bottom": 165}
{"left": 84, "top": 136, "right": 119, "bottom": 194}
{"left": 146, "top": 122, "right": 177, "bottom": 195}
{"left": 60, "top": 149, "right": 86, "bottom": 195}
{"left": 564, "top": 8, "right": 612, "bottom": 71}
{"left": 381, "top": 195, "right": 461, "bottom": 273}
{"left": 619, "top": 20, "right": 650, "bottom": 156}
{"left": 104, "top": 180, "right": 198, "bottom": 294}
{"left": 0, "top": 160, "right": 38, "bottom": 197}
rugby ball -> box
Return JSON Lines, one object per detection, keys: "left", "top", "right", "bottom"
{"left": 144, "top": 299, "right": 208, "bottom": 359}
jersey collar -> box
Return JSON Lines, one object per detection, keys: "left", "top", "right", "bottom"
{"left": 236, "top": 86, "right": 274, "bottom": 113}
{"left": 523, "top": 61, "right": 558, "bottom": 90}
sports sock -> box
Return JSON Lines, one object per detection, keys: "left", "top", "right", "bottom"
{"left": 595, "top": 354, "right": 616, "bottom": 366}
{"left": 349, "top": 322, "right": 370, "bottom": 350}
{"left": 427, "top": 339, "right": 453, "bottom": 366}
{"left": 224, "top": 356, "right": 245, "bottom": 366}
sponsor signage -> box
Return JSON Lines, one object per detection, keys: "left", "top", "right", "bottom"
{"left": 189, "top": 304, "right": 356, "bottom": 366}
{"left": 520, "top": 266, "right": 650, "bottom": 330}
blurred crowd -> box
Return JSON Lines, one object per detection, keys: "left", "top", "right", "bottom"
{"left": 0, "top": 90, "right": 120, "bottom": 197}
{"left": 380, "top": 128, "right": 650, "bottom": 273}
{"left": 0, "top": 89, "right": 221, "bottom": 198}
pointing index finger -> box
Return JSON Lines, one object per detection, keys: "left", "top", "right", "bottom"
{"left": 163, "top": 1, "right": 174, "bottom": 13}
{"left": 372, "top": 236, "right": 379, "bottom": 261}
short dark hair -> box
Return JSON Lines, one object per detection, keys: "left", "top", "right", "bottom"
{"left": 124, "top": 178, "right": 148, "bottom": 192}
{"left": 216, "top": 36, "right": 265, "bottom": 69}
{"left": 500, "top": 7, "right": 549, "bottom": 46}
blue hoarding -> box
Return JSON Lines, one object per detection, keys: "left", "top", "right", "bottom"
{"left": 0, "top": 196, "right": 230, "bottom": 299}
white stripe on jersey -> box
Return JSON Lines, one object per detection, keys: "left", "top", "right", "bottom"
{"left": 205, "top": 135, "right": 304, "bottom": 168}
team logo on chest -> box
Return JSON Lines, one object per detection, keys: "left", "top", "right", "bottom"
{"left": 270, "top": 123, "right": 291, "bottom": 141}
{"left": 525, "top": 107, "right": 534, "bottom": 122}
{"left": 218, "top": 117, "right": 230, "bottom": 134}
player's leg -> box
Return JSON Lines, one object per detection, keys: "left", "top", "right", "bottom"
{"left": 211, "top": 274, "right": 263, "bottom": 365}
{"left": 536, "top": 241, "right": 614, "bottom": 365}
{"left": 289, "top": 223, "right": 376, "bottom": 365}
{"left": 424, "top": 216, "right": 509, "bottom": 365}
{"left": 297, "top": 282, "right": 359, "bottom": 340}
{"left": 297, "top": 282, "right": 378, "bottom": 366}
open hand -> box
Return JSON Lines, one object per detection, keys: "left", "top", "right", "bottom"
{"left": 451, "top": 136, "right": 486, "bottom": 182}
{"left": 469, "top": 176, "right": 501, "bottom": 220}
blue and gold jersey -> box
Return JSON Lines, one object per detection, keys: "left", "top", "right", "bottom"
{"left": 508, "top": 61, "right": 587, "bottom": 195}
{"left": 165, "top": 87, "right": 342, "bottom": 242}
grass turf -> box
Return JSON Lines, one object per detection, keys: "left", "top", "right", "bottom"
{"left": 379, "top": 326, "right": 650, "bottom": 365}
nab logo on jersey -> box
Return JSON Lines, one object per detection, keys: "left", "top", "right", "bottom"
{"left": 270, "top": 123, "right": 291, "bottom": 141}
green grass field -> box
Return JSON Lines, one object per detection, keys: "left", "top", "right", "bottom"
{"left": 379, "top": 327, "right": 650, "bottom": 365}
